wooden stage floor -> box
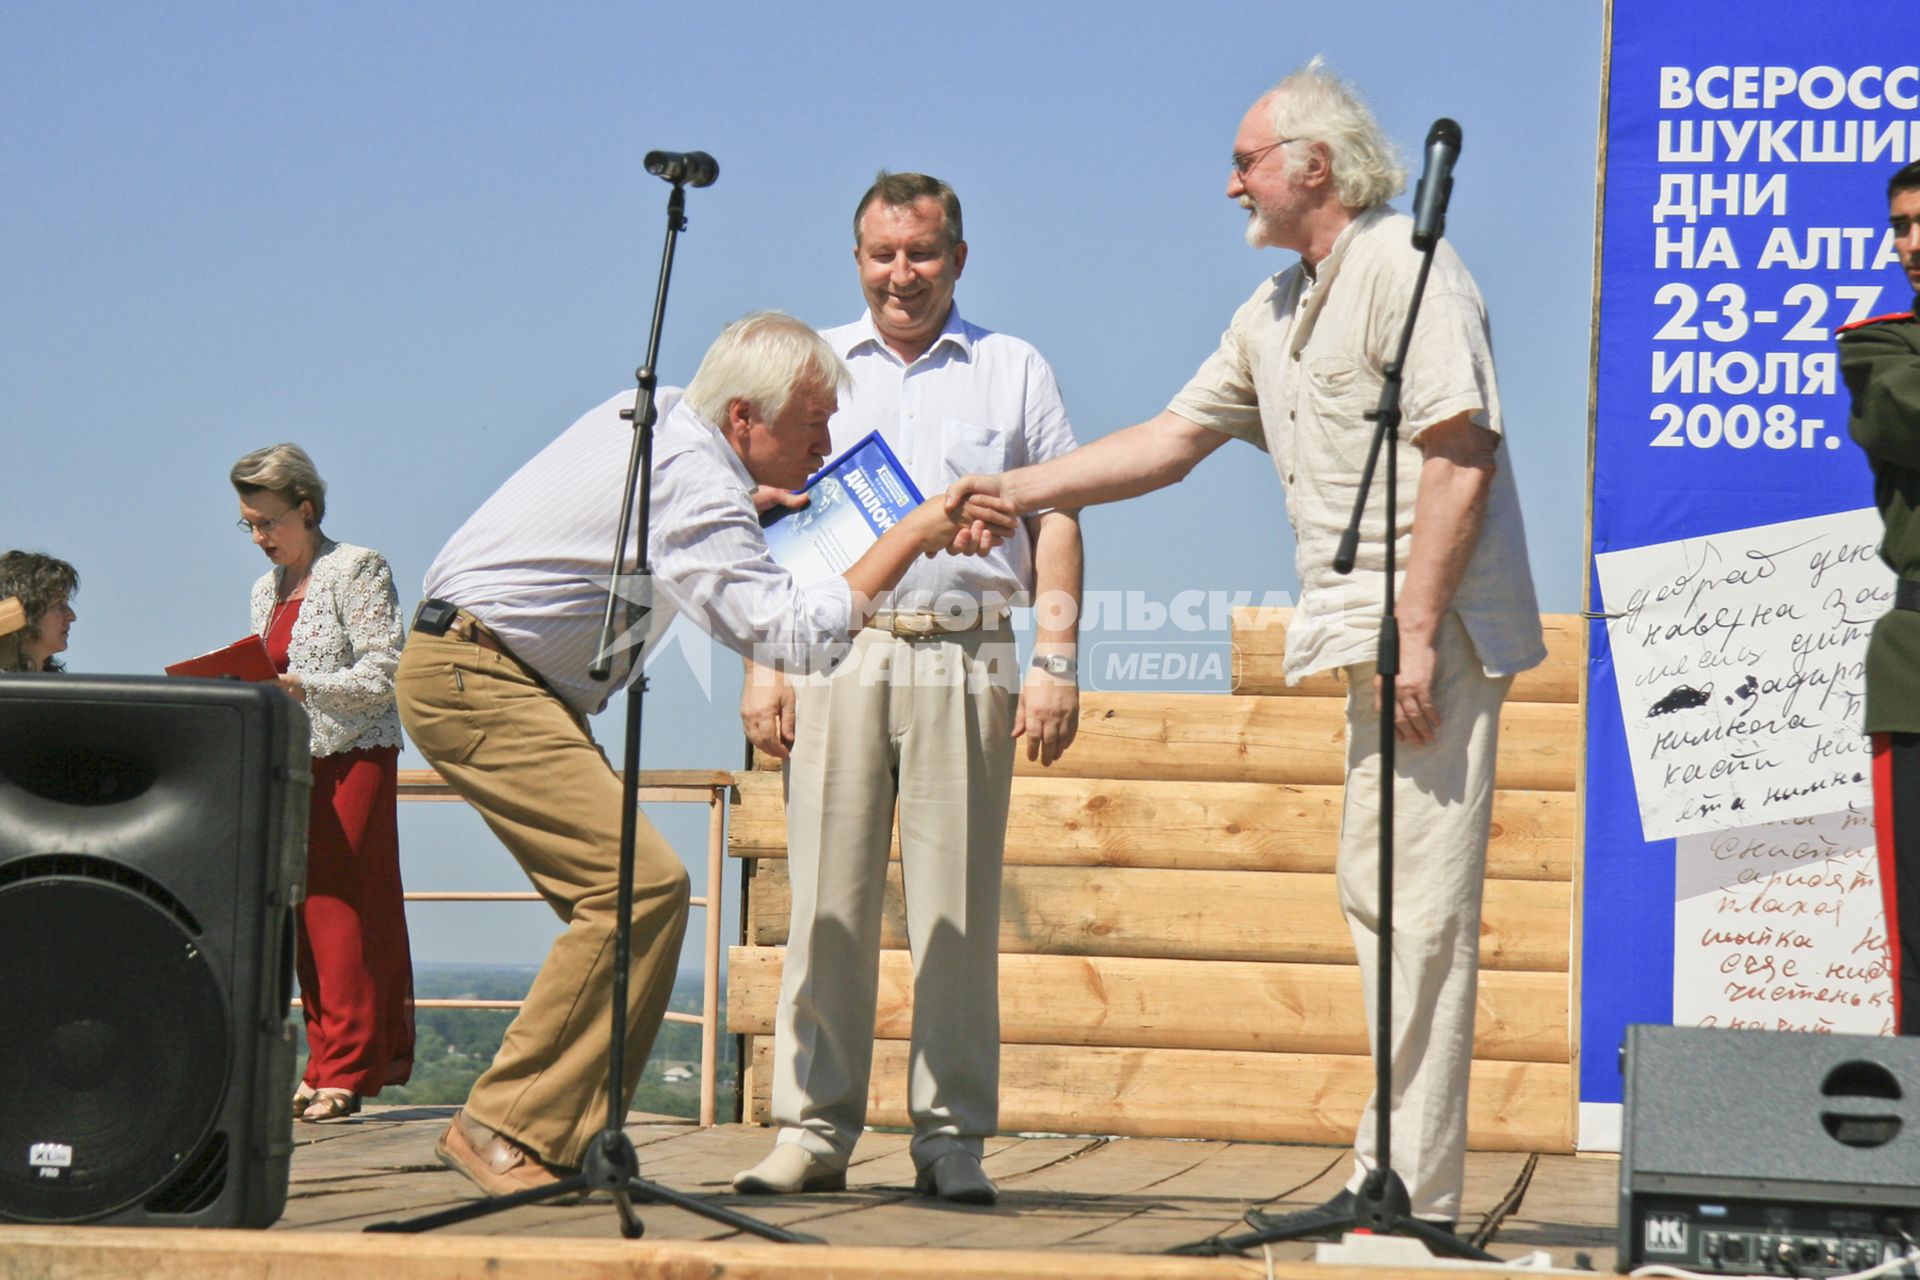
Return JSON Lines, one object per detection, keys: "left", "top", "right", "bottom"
{"left": 1, "top": 1107, "right": 1622, "bottom": 1279}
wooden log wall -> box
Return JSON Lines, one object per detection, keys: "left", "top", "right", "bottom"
{"left": 727, "top": 608, "right": 1582, "bottom": 1152}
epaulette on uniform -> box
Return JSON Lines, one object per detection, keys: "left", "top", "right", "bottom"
{"left": 1837, "top": 310, "right": 1915, "bottom": 334}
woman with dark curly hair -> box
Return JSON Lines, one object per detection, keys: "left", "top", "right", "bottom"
{"left": 0, "top": 551, "right": 79, "bottom": 673}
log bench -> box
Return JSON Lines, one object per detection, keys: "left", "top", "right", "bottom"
{"left": 727, "top": 607, "right": 1583, "bottom": 1152}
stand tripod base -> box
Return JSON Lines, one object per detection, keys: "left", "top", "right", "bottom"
{"left": 1165, "top": 1169, "right": 1494, "bottom": 1261}
{"left": 364, "top": 1129, "right": 817, "bottom": 1243}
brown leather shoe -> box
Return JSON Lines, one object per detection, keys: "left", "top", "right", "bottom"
{"left": 434, "top": 1110, "right": 579, "bottom": 1199}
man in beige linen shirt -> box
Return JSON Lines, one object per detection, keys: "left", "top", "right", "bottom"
{"left": 946, "top": 61, "right": 1543, "bottom": 1227}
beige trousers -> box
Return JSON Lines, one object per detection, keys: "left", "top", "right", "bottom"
{"left": 396, "top": 630, "right": 690, "bottom": 1168}
{"left": 769, "top": 626, "right": 1018, "bottom": 1168}
{"left": 1338, "top": 612, "right": 1512, "bottom": 1222}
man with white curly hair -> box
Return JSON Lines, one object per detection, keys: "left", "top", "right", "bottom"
{"left": 945, "top": 60, "right": 1544, "bottom": 1228}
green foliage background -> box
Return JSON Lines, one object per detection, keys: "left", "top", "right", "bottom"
{"left": 296, "top": 966, "right": 736, "bottom": 1119}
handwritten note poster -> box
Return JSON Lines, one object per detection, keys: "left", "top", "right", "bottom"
{"left": 1672, "top": 807, "right": 1893, "bottom": 1036}
{"left": 1594, "top": 508, "right": 1891, "bottom": 841}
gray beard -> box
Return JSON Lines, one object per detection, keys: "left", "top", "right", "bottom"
{"left": 1243, "top": 206, "right": 1274, "bottom": 250}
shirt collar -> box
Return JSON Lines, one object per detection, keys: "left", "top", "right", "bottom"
{"left": 1303, "top": 203, "right": 1388, "bottom": 286}
{"left": 841, "top": 304, "right": 973, "bottom": 365}
{"left": 666, "top": 396, "right": 756, "bottom": 491}
{"left": 1287, "top": 204, "right": 1391, "bottom": 356}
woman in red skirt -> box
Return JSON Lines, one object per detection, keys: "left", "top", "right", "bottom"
{"left": 233, "top": 443, "right": 415, "bottom": 1122}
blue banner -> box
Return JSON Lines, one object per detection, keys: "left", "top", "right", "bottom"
{"left": 1585, "top": 2, "right": 1911, "bottom": 1136}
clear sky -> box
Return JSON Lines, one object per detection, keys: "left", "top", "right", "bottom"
{"left": 1, "top": 1, "right": 1605, "bottom": 968}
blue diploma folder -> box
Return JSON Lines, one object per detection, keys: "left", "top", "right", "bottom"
{"left": 761, "top": 431, "right": 923, "bottom": 586}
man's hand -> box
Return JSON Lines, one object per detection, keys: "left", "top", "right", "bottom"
{"left": 944, "top": 473, "right": 1005, "bottom": 517}
{"left": 906, "top": 494, "right": 1017, "bottom": 557}
{"left": 1375, "top": 637, "right": 1441, "bottom": 746}
{"left": 1380, "top": 412, "right": 1498, "bottom": 748}
{"left": 740, "top": 660, "right": 796, "bottom": 761}
{"left": 945, "top": 521, "right": 996, "bottom": 556}
{"left": 1015, "top": 661, "right": 1079, "bottom": 766}
{"left": 751, "top": 486, "right": 809, "bottom": 517}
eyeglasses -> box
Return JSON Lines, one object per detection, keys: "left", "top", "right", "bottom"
{"left": 1232, "top": 137, "right": 1298, "bottom": 178}
{"left": 236, "top": 505, "right": 305, "bottom": 537}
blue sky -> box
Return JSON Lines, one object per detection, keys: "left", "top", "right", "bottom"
{"left": 1, "top": 2, "right": 1605, "bottom": 966}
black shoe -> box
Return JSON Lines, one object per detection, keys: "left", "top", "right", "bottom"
{"left": 1244, "top": 1189, "right": 1455, "bottom": 1238}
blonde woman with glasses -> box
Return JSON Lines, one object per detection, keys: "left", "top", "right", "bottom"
{"left": 233, "top": 443, "right": 414, "bottom": 1123}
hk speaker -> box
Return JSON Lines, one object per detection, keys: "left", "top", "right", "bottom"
{"left": 0, "top": 674, "right": 310, "bottom": 1228}
{"left": 1619, "top": 1023, "right": 1920, "bottom": 1275}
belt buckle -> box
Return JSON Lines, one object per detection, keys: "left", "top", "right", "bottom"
{"left": 890, "top": 613, "right": 938, "bottom": 639}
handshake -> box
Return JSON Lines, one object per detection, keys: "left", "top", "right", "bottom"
{"left": 907, "top": 471, "right": 1021, "bottom": 557}
{"left": 939, "top": 473, "right": 1015, "bottom": 556}
{"left": 915, "top": 479, "right": 1016, "bottom": 558}
{"left": 756, "top": 474, "right": 1020, "bottom": 559}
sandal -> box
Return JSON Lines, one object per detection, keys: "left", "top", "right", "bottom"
{"left": 292, "top": 1083, "right": 317, "bottom": 1118}
{"left": 299, "top": 1088, "right": 362, "bottom": 1124}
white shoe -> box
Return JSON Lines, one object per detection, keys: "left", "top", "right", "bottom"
{"left": 914, "top": 1150, "right": 997, "bottom": 1205}
{"left": 731, "top": 1143, "right": 847, "bottom": 1194}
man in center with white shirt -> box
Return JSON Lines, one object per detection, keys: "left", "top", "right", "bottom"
{"left": 731, "top": 172, "right": 1084, "bottom": 1205}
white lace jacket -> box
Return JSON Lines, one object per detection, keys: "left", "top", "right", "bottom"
{"left": 250, "top": 539, "right": 405, "bottom": 758}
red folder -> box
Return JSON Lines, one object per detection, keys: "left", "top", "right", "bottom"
{"left": 167, "top": 634, "right": 277, "bottom": 682}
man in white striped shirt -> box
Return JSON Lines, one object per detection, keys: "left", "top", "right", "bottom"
{"left": 397, "top": 311, "right": 1012, "bottom": 1199}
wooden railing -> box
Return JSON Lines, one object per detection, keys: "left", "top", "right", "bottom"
{"left": 387, "top": 767, "right": 733, "bottom": 1126}
{"left": 728, "top": 609, "right": 1584, "bottom": 1150}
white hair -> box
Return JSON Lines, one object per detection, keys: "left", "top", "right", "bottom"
{"left": 684, "top": 311, "right": 849, "bottom": 427}
{"left": 1266, "top": 56, "right": 1406, "bottom": 209}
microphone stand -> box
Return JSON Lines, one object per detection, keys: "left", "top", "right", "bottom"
{"left": 367, "top": 171, "right": 807, "bottom": 1245}
{"left": 1168, "top": 164, "right": 1495, "bottom": 1266}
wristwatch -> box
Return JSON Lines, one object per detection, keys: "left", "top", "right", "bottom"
{"left": 1031, "top": 652, "right": 1078, "bottom": 679}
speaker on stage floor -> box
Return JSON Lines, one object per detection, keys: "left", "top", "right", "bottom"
{"left": 0, "top": 674, "right": 310, "bottom": 1228}
{"left": 1619, "top": 1022, "right": 1920, "bottom": 1275}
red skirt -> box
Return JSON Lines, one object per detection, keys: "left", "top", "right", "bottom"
{"left": 299, "top": 745, "right": 415, "bottom": 1093}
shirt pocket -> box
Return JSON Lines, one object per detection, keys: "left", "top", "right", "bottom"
{"left": 1303, "top": 356, "right": 1380, "bottom": 476}
{"left": 939, "top": 419, "right": 1010, "bottom": 482}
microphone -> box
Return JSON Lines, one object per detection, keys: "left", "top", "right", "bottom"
{"left": 644, "top": 150, "right": 719, "bottom": 188}
{"left": 1410, "top": 119, "right": 1460, "bottom": 251}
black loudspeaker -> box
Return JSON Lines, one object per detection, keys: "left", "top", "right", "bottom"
{"left": 1619, "top": 1023, "right": 1920, "bottom": 1275}
{"left": 0, "top": 674, "right": 309, "bottom": 1228}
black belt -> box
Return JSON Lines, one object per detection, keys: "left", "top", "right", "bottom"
{"left": 413, "top": 599, "right": 518, "bottom": 664}
{"left": 412, "top": 598, "right": 570, "bottom": 704}
{"left": 1900, "top": 580, "right": 1920, "bottom": 612}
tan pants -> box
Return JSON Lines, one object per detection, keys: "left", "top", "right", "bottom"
{"left": 769, "top": 626, "right": 1018, "bottom": 1169}
{"left": 1338, "top": 611, "right": 1512, "bottom": 1223}
{"left": 396, "top": 629, "right": 689, "bottom": 1168}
